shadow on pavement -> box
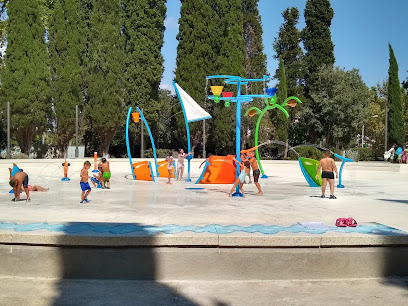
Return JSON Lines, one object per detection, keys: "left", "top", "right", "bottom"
{"left": 51, "top": 222, "right": 199, "bottom": 305}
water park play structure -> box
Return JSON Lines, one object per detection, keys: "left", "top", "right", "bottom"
{"left": 244, "top": 88, "right": 302, "bottom": 179}
{"left": 173, "top": 82, "right": 212, "bottom": 182}
{"left": 125, "top": 107, "right": 157, "bottom": 182}
{"left": 195, "top": 155, "right": 236, "bottom": 184}
{"left": 204, "top": 75, "right": 277, "bottom": 196}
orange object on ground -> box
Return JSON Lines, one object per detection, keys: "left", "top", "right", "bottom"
{"left": 197, "top": 155, "right": 237, "bottom": 184}
{"left": 157, "top": 161, "right": 175, "bottom": 178}
{"left": 132, "top": 161, "right": 153, "bottom": 181}
{"left": 93, "top": 152, "right": 98, "bottom": 171}
{"left": 62, "top": 160, "right": 70, "bottom": 178}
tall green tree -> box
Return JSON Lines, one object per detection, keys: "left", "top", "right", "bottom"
{"left": 309, "top": 66, "right": 370, "bottom": 149}
{"left": 242, "top": 0, "right": 268, "bottom": 149}
{"left": 365, "top": 84, "right": 386, "bottom": 150}
{"left": 276, "top": 56, "right": 289, "bottom": 156}
{"left": 273, "top": 7, "right": 303, "bottom": 94}
{"left": 122, "top": 0, "right": 166, "bottom": 145}
{"left": 2, "top": 0, "right": 51, "bottom": 153}
{"left": 387, "top": 44, "right": 404, "bottom": 146}
{"left": 211, "top": 0, "right": 246, "bottom": 155}
{"left": 300, "top": 0, "right": 335, "bottom": 143}
{"left": 302, "top": 0, "right": 335, "bottom": 80}
{"left": 48, "top": 0, "right": 85, "bottom": 157}
{"left": 87, "top": 0, "right": 124, "bottom": 155}
{"left": 175, "top": 0, "right": 217, "bottom": 153}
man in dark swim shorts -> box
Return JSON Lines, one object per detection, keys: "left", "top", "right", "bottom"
{"left": 316, "top": 150, "right": 338, "bottom": 199}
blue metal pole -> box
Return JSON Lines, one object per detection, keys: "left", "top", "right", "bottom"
{"left": 136, "top": 107, "right": 159, "bottom": 178}
{"left": 126, "top": 107, "right": 135, "bottom": 180}
{"left": 232, "top": 79, "right": 243, "bottom": 197}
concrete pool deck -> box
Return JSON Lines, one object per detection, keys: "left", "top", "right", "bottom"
{"left": 1, "top": 158, "right": 408, "bottom": 247}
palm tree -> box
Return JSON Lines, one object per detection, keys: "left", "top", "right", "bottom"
{"left": 245, "top": 93, "right": 302, "bottom": 177}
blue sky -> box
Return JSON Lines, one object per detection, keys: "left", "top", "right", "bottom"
{"left": 161, "top": 0, "right": 408, "bottom": 93}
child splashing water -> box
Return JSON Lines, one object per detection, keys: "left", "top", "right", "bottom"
{"left": 228, "top": 159, "right": 251, "bottom": 198}
{"left": 177, "top": 149, "right": 192, "bottom": 181}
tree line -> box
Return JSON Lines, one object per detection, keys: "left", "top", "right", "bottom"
{"left": 0, "top": 0, "right": 407, "bottom": 158}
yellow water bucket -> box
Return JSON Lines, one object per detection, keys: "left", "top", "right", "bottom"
{"left": 211, "top": 86, "right": 224, "bottom": 96}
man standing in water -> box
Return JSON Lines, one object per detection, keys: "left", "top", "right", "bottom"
{"left": 316, "top": 150, "right": 338, "bottom": 199}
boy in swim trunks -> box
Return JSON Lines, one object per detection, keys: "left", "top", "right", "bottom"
{"left": 80, "top": 161, "right": 92, "bottom": 203}
{"left": 177, "top": 149, "right": 192, "bottom": 181}
{"left": 101, "top": 158, "right": 111, "bottom": 189}
{"left": 9, "top": 169, "right": 30, "bottom": 201}
{"left": 228, "top": 159, "right": 251, "bottom": 198}
{"left": 316, "top": 150, "right": 338, "bottom": 199}
{"left": 248, "top": 151, "right": 263, "bottom": 196}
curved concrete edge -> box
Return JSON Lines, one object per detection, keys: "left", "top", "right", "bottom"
{"left": 1, "top": 231, "right": 408, "bottom": 248}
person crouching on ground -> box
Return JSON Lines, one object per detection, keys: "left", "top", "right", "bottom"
{"left": 316, "top": 150, "right": 338, "bottom": 199}
{"left": 9, "top": 170, "right": 30, "bottom": 201}
{"left": 228, "top": 159, "right": 251, "bottom": 198}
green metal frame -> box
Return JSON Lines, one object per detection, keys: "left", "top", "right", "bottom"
{"left": 245, "top": 96, "right": 302, "bottom": 178}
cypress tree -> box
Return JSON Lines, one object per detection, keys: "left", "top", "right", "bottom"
{"left": 301, "top": 0, "right": 335, "bottom": 143}
{"left": 276, "top": 56, "right": 288, "bottom": 154}
{"left": 273, "top": 7, "right": 303, "bottom": 95}
{"left": 175, "top": 0, "right": 217, "bottom": 153}
{"left": 212, "top": 0, "right": 246, "bottom": 155}
{"left": 242, "top": 0, "right": 268, "bottom": 148}
{"left": 2, "top": 0, "right": 51, "bottom": 154}
{"left": 87, "top": 0, "right": 125, "bottom": 156}
{"left": 49, "top": 0, "right": 85, "bottom": 157}
{"left": 122, "top": 0, "right": 166, "bottom": 132}
{"left": 302, "top": 0, "right": 335, "bottom": 80}
{"left": 387, "top": 43, "right": 404, "bottom": 146}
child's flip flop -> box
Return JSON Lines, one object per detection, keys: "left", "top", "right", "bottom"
{"left": 346, "top": 218, "right": 358, "bottom": 227}
{"left": 335, "top": 218, "right": 347, "bottom": 227}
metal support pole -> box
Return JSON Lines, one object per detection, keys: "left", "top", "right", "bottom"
{"left": 7, "top": 102, "right": 10, "bottom": 159}
{"left": 385, "top": 104, "right": 388, "bottom": 152}
{"left": 232, "top": 80, "right": 243, "bottom": 197}
{"left": 203, "top": 119, "right": 206, "bottom": 158}
{"left": 361, "top": 124, "right": 364, "bottom": 148}
{"left": 141, "top": 111, "right": 144, "bottom": 158}
{"left": 75, "top": 105, "right": 79, "bottom": 158}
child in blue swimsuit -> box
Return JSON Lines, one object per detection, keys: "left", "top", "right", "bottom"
{"left": 228, "top": 159, "right": 251, "bottom": 197}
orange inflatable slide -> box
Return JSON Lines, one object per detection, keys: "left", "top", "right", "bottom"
{"left": 195, "top": 155, "right": 237, "bottom": 184}
{"left": 132, "top": 161, "right": 155, "bottom": 181}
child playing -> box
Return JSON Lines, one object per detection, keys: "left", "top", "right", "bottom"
{"left": 177, "top": 149, "right": 192, "bottom": 181}
{"left": 80, "top": 161, "right": 92, "bottom": 203}
{"left": 9, "top": 169, "right": 30, "bottom": 201}
{"left": 91, "top": 169, "right": 103, "bottom": 188}
{"left": 248, "top": 151, "right": 263, "bottom": 196}
{"left": 316, "top": 150, "right": 338, "bottom": 199}
{"left": 228, "top": 158, "right": 251, "bottom": 198}
{"left": 166, "top": 151, "right": 174, "bottom": 184}
{"left": 101, "top": 158, "right": 111, "bottom": 189}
